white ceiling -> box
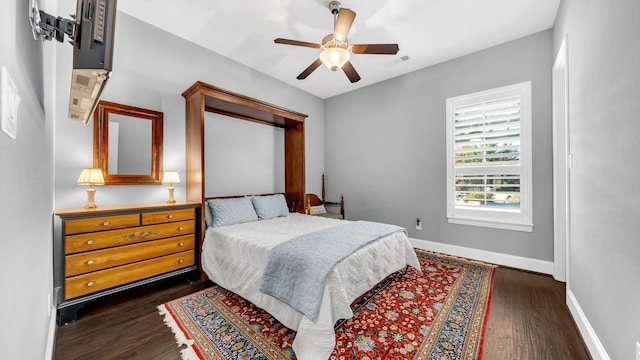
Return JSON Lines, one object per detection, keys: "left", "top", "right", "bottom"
{"left": 118, "top": 0, "right": 560, "bottom": 99}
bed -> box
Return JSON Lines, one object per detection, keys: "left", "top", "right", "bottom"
{"left": 182, "top": 82, "right": 420, "bottom": 359}
{"left": 201, "top": 194, "right": 421, "bottom": 360}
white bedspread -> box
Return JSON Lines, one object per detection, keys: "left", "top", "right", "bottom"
{"left": 201, "top": 213, "right": 420, "bottom": 360}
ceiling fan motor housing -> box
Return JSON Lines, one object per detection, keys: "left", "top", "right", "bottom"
{"left": 322, "top": 34, "right": 347, "bottom": 48}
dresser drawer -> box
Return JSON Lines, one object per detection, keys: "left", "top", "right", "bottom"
{"left": 65, "top": 235, "right": 195, "bottom": 276}
{"left": 65, "top": 220, "right": 194, "bottom": 254}
{"left": 142, "top": 208, "right": 194, "bottom": 225}
{"left": 65, "top": 250, "right": 195, "bottom": 299}
{"left": 65, "top": 214, "right": 140, "bottom": 235}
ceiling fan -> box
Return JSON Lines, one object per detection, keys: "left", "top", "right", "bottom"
{"left": 274, "top": 1, "right": 399, "bottom": 83}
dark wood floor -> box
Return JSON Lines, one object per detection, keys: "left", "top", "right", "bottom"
{"left": 53, "top": 267, "right": 591, "bottom": 360}
{"left": 483, "top": 267, "right": 591, "bottom": 360}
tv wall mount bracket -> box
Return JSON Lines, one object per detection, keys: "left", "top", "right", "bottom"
{"left": 29, "top": 0, "right": 75, "bottom": 43}
{"left": 30, "top": 0, "right": 109, "bottom": 46}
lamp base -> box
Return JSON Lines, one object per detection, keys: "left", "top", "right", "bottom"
{"left": 85, "top": 188, "right": 98, "bottom": 209}
{"left": 166, "top": 186, "right": 176, "bottom": 204}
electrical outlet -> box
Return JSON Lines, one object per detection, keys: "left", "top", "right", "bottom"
{"left": 635, "top": 341, "right": 640, "bottom": 360}
{"left": 416, "top": 218, "right": 422, "bottom": 230}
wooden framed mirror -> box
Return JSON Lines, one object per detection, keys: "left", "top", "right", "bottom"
{"left": 93, "top": 100, "right": 163, "bottom": 185}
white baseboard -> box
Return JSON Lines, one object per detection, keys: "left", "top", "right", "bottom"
{"left": 566, "top": 290, "right": 610, "bottom": 360}
{"left": 409, "top": 238, "right": 554, "bottom": 274}
{"left": 44, "top": 306, "right": 56, "bottom": 360}
{"left": 44, "top": 287, "right": 59, "bottom": 359}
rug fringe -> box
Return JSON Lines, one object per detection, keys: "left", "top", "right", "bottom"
{"left": 158, "top": 304, "right": 200, "bottom": 360}
{"left": 179, "top": 346, "right": 200, "bottom": 360}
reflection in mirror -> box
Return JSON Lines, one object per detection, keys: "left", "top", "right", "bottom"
{"left": 93, "top": 101, "right": 163, "bottom": 185}
{"left": 107, "top": 114, "right": 152, "bottom": 175}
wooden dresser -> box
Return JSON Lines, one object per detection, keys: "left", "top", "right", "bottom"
{"left": 54, "top": 202, "right": 199, "bottom": 324}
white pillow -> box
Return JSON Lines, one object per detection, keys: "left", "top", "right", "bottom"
{"left": 309, "top": 205, "right": 327, "bottom": 215}
{"left": 204, "top": 201, "right": 213, "bottom": 228}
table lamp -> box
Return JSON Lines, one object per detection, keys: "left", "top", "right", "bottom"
{"left": 162, "top": 171, "right": 180, "bottom": 204}
{"left": 77, "top": 168, "right": 105, "bottom": 209}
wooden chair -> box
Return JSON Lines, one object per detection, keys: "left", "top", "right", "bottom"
{"left": 305, "top": 174, "right": 345, "bottom": 219}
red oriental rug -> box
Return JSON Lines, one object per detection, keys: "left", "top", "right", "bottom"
{"left": 159, "top": 249, "right": 496, "bottom": 360}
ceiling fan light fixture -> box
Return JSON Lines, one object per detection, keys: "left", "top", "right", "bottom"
{"left": 274, "top": 2, "right": 398, "bottom": 82}
{"left": 320, "top": 46, "right": 350, "bottom": 71}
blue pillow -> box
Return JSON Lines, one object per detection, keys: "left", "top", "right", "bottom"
{"left": 251, "top": 194, "right": 290, "bottom": 220}
{"left": 208, "top": 197, "right": 259, "bottom": 227}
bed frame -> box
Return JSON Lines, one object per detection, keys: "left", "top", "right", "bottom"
{"left": 182, "top": 81, "right": 308, "bottom": 279}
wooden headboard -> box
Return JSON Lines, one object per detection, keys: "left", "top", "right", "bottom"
{"left": 183, "top": 81, "right": 308, "bottom": 279}
{"left": 204, "top": 193, "right": 293, "bottom": 207}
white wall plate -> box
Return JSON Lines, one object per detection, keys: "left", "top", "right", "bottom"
{"left": 1, "top": 66, "right": 20, "bottom": 139}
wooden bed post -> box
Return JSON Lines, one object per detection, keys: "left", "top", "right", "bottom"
{"left": 285, "top": 121, "right": 305, "bottom": 214}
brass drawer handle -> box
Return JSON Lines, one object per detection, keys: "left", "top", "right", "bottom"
{"left": 86, "top": 240, "right": 94, "bottom": 245}
{"left": 87, "top": 281, "right": 95, "bottom": 287}
{"left": 86, "top": 259, "right": 95, "bottom": 265}
{"left": 178, "top": 242, "right": 184, "bottom": 247}
{"left": 178, "top": 226, "right": 184, "bottom": 231}
{"left": 178, "top": 259, "right": 184, "bottom": 264}
{"left": 102, "top": 221, "right": 110, "bottom": 226}
{"left": 167, "top": 214, "right": 174, "bottom": 219}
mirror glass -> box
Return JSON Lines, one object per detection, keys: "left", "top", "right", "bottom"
{"left": 107, "top": 114, "right": 152, "bottom": 175}
{"left": 94, "top": 101, "right": 163, "bottom": 185}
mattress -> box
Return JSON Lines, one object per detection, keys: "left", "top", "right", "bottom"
{"left": 201, "top": 213, "right": 420, "bottom": 360}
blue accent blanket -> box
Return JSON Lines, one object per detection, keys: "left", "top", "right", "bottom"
{"left": 258, "top": 221, "right": 407, "bottom": 321}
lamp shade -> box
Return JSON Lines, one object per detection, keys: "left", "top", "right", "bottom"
{"left": 319, "top": 47, "right": 350, "bottom": 71}
{"left": 77, "top": 168, "right": 105, "bottom": 185}
{"left": 162, "top": 171, "right": 181, "bottom": 185}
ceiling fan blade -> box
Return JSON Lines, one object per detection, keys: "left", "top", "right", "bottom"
{"left": 333, "top": 8, "right": 356, "bottom": 42}
{"left": 351, "top": 44, "right": 400, "bottom": 55}
{"left": 274, "top": 38, "right": 321, "bottom": 49}
{"left": 297, "top": 58, "right": 323, "bottom": 80}
{"left": 342, "top": 61, "right": 361, "bottom": 83}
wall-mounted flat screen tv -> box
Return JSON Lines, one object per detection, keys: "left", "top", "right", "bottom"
{"left": 67, "top": 0, "right": 117, "bottom": 124}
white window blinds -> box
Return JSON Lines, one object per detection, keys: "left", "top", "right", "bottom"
{"left": 454, "top": 96, "right": 521, "bottom": 166}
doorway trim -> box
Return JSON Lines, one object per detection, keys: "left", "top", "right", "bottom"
{"left": 552, "top": 35, "right": 570, "bottom": 283}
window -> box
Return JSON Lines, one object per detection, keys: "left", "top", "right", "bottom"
{"left": 446, "top": 82, "right": 533, "bottom": 232}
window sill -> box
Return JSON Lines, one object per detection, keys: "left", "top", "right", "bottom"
{"left": 447, "top": 216, "right": 533, "bottom": 232}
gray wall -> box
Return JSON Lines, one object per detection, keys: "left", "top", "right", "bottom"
{"left": 554, "top": 1, "right": 640, "bottom": 359}
{"left": 325, "top": 30, "right": 554, "bottom": 261}
{"left": 204, "top": 112, "right": 285, "bottom": 197}
{"left": 53, "top": 11, "right": 326, "bottom": 210}
{"left": 0, "top": 0, "right": 54, "bottom": 358}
